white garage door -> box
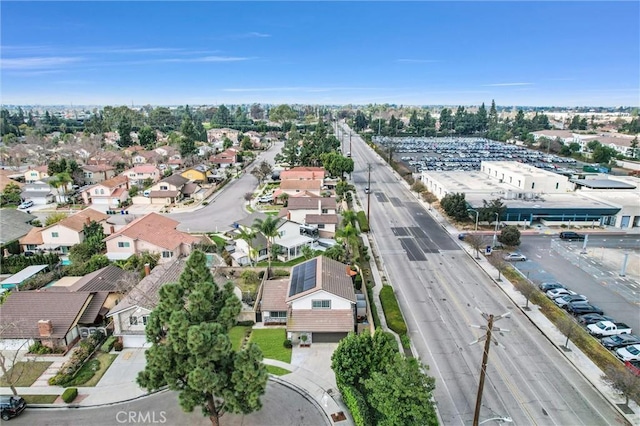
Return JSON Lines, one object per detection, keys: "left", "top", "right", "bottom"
{"left": 91, "top": 198, "right": 111, "bottom": 205}
{"left": 122, "top": 335, "right": 150, "bottom": 348}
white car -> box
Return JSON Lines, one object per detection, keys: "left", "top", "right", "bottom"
{"left": 504, "top": 253, "right": 527, "bottom": 261}
{"left": 18, "top": 200, "right": 34, "bottom": 209}
{"left": 616, "top": 344, "right": 640, "bottom": 361}
{"left": 546, "top": 288, "right": 577, "bottom": 299}
{"left": 257, "top": 195, "right": 273, "bottom": 203}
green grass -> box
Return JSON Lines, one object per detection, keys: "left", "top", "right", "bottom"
{"left": 229, "top": 326, "right": 251, "bottom": 351}
{"left": 256, "top": 256, "right": 310, "bottom": 268}
{"left": 379, "top": 285, "right": 408, "bottom": 336}
{"left": 22, "top": 394, "right": 58, "bottom": 404}
{"left": 249, "top": 328, "right": 291, "bottom": 363}
{"left": 209, "top": 235, "right": 228, "bottom": 247}
{"left": 266, "top": 365, "right": 291, "bottom": 376}
{"left": 80, "top": 353, "right": 117, "bottom": 387}
{"left": 0, "top": 361, "right": 52, "bottom": 387}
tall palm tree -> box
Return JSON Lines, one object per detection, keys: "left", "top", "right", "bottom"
{"left": 252, "top": 216, "right": 280, "bottom": 278}
{"left": 49, "top": 172, "right": 72, "bottom": 204}
{"left": 336, "top": 222, "right": 359, "bottom": 262}
{"left": 235, "top": 227, "right": 257, "bottom": 267}
{"left": 341, "top": 210, "right": 357, "bottom": 227}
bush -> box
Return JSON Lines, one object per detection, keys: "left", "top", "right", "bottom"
{"left": 498, "top": 225, "right": 521, "bottom": 246}
{"left": 29, "top": 341, "right": 53, "bottom": 354}
{"left": 113, "top": 341, "right": 123, "bottom": 352}
{"left": 339, "top": 383, "right": 372, "bottom": 426}
{"left": 366, "top": 282, "right": 381, "bottom": 328}
{"left": 61, "top": 387, "right": 78, "bottom": 403}
{"left": 50, "top": 332, "right": 105, "bottom": 386}
{"left": 101, "top": 336, "right": 117, "bottom": 353}
{"left": 236, "top": 320, "right": 255, "bottom": 327}
{"left": 356, "top": 211, "right": 369, "bottom": 232}
{"left": 272, "top": 269, "right": 290, "bottom": 277}
{"left": 379, "top": 285, "right": 408, "bottom": 335}
{"left": 258, "top": 270, "right": 265, "bottom": 279}
{"left": 283, "top": 339, "right": 293, "bottom": 349}
{"left": 202, "top": 201, "right": 209, "bottom": 206}
{"left": 354, "top": 274, "right": 363, "bottom": 290}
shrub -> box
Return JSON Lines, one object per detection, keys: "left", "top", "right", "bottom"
{"left": 283, "top": 339, "right": 293, "bottom": 349}
{"left": 366, "top": 282, "right": 381, "bottom": 329}
{"left": 236, "top": 320, "right": 255, "bottom": 327}
{"left": 273, "top": 269, "right": 290, "bottom": 277}
{"left": 29, "top": 341, "right": 53, "bottom": 354}
{"left": 202, "top": 201, "right": 209, "bottom": 206}
{"left": 379, "top": 285, "right": 408, "bottom": 335}
{"left": 258, "top": 270, "right": 265, "bottom": 279}
{"left": 101, "top": 336, "right": 117, "bottom": 352}
{"left": 113, "top": 341, "right": 123, "bottom": 352}
{"left": 354, "top": 274, "right": 363, "bottom": 290}
{"left": 61, "top": 387, "right": 78, "bottom": 403}
{"left": 339, "top": 383, "right": 372, "bottom": 426}
{"left": 356, "top": 211, "right": 369, "bottom": 232}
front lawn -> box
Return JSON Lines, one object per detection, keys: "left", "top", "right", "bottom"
{"left": 229, "top": 326, "right": 251, "bottom": 351}
{"left": 266, "top": 365, "right": 291, "bottom": 376}
{"left": 22, "top": 394, "right": 58, "bottom": 404}
{"left": 0, "top": 361, "right": 51, "bottom": 387}
{"left": 249, "top": 328, "right": 291, "bottom": 363}
{"left": 80, "top": 352, "right": 117, "bottom": 387}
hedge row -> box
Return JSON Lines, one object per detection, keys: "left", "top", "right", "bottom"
{"left": 338, "top": 383, "right": 371, "bottom": 426}
{"left": 356, "top": 211, "right": 369, "bottom": 232}
{"left": 379, "top": 285, "right": 407, "bottom": 335}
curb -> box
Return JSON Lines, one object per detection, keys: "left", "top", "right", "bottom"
{"left": 26, "top": 387, "right": 167, "bottom": 410}
{"left": 269, "top": 376, "right": 335, "bottom": 426}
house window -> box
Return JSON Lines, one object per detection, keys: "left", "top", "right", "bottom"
{"left": 95, "top": 189, "right": 100, "bottom": 195}
{"left": 26, "top": 244, "right": 37, "bottom": 250}
{"left": 531, "top": 182, "right": 535, "bottom": 189}
{"left": 100, "top": 189, "right": 105, "bottom": 195}
{"left": 160, "top": 185, "right": 168, "bottom": 190}
{"left": 312, "top": 300, "right": 331, "bottom": 309}
{"left": 162, "top": 251, "right": 173, "bottom": 258}
{"left": 318, "top": 224, "right": 325, "bottom": 229}
{"left": 556, "top": 182, "right": 559, "bottom": 189}
{"left": 142, "top": 316, "right": 149, "bottom": 325}
{"left": 118, "top": 241, "right": 130, "bottom": 248}
{"left": 321, "top": 208, "right": 328, "bottom": 213}
{"left": 51, "top": 232, "right": 59, "bottom": 238}
{"left": 270, "top": 311, "right": 287, "bottom": 318}
{"left": 129, "top": 316, "right": 138, "bottom": 325}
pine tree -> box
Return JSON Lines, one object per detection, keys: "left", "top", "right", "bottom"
{"left": 137, "top": 251, "right": 268, "bottom": 426}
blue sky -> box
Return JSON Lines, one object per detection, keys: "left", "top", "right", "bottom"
{"left": 1, "top": 1, "right": 638, "bottom": 107}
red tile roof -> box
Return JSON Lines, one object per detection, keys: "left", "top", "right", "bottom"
{"left": 105, "top": 212, "right": 200, "bottom": 250}
{"left": 287, "top": 309, "right": 354, "bottom": 332}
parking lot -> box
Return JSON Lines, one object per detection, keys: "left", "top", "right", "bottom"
{"left": 373, "top": 136, "right": 577, "bottom": 173}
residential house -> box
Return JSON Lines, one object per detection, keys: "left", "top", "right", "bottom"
{"left": 148, "top": 174, "right": 190, "bottom": 204}
{"left": 0, "top": 291, "right": 109, "bottom": 351}
{"left": 20, "top": 181, "right": 55, "bottom": 206}
{"left": 123, "top": 145, "right": 146, "bottom": 157}
{"left": 23, "top": 166, "right": 49, "bottom": 183}
{"left": 121, "top": 165, "right": 161, "bottom": 187}
{"left": 280, "top": 196, "right": 339, "bottom": 238}
{"left": 209, "top": 148, "right": 240, "bottom": 169}
{"left": 531, "top": 130, "right": 577, "bottom": 145}
{"left": 81, "top": 164, "right": 116, "bottom": 185}
{"left": 181, "top": 166, "right": 210, "bottom": 183}
{"left": 167, "top": 158, "right": 183, "bottom": 170}
{"left": 87, "top": 151, "right": 124, "bottom": 166}
{"left": 0, "top": 169, "right": 23, "bottom": 192}
{"left": 19, "top": 208, "right": 109, "bottom": 254}
{"left": 257, "top": 279, "right": 289, "bottom": 325}
{"left": 132, "top": 151, "right": 160, "bottom": 165}
{"left": 280, "top": 167, "right": 327, "bottom": 181}
{"left": 207, "top": 128, "right": 239, "bottom": 144}
{"left": 276, "top": 179, "right": 323, "bottom": 198}
{"left": 0, "top": 209, "right": 36, "bottom": 250}
{"left": 154, "top": 145, "right": 179, "bottom": 158}
{"left": 81, "top": 175, "right": 129, "bottom": 206}
{"left": 104, "top": 212, "right": 201, "bottom": 263}
{"left": 284, "top": 256, "right": 356, "bottom": 343}
{"left": 106, "top": 258, "right": 187, "bottom": 347}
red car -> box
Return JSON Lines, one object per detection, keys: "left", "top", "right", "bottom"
{"left": 626, "top": 360, "right": 640, "bottom": 376}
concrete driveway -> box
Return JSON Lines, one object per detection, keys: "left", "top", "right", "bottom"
{"left": 290, "top": 343, "right": 339, "bottom": 389}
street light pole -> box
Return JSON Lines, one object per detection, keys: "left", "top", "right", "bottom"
{"left": 492, "top": 212, "right": 499, "bottom": 247}
{"left": 469, "top": 209, "right": 479, "bottom": 232}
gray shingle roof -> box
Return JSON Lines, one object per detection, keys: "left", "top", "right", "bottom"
{"left": 107, "top": 258, "right": 186, "bottom": 315}
{"left": 67, "top": 265, "right": 131, "bottom": 293}
{"left": 286, "top": 256, "right": 356, "bottom": 303}
{"left": 287, "top": 197, "right": 337, "bottom": 210}
{"left": 78, "top": 291, "right": 110, "bottom": 324}
{"left": 0, "top": 208, "right": 35, "bottom": 244}
{"left": 160, "top": 174, "right": 189, "bottom": 187}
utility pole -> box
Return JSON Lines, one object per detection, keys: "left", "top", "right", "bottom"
{"left": 349, "top": 131, "right": 352, "bottom": 154}
{"left": 470, "top": 309, "right": 510, "bottom": 426}
{"left": 367, "top": 163, "right": 372, "bottom": 224}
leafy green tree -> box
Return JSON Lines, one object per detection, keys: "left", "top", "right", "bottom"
{"left": 180, "top": 116, "right": 198, "bottom": 142}
{"left": 498, "top": 225, "right": 521, "bottom": 246}
{"left": 320, "top": 152, "right": 354, "bottom": 178}
{"left": 323, "top": 244, "right": 346, "bottom": 262}
{"left": 235, "top": 227, "right": 257, "bottom": 267}
{"left": 353, "top": 110, "right": 369, "bottom": 132}
{"left": 1, "top": 182, "right": 22, "bottom": 206}
{"left": 478, "top": 198, "right": 507, "bottom": 223}
{"left": 83, "top": 221, "right": 106, "bottom": 252}
{"left": 241, "top": 136, "right": 253, "bottom": 151}
{"left": 138, "top": 126, "right": 157, "bottom": 149}
{"left": 592, "top": 145, "right": 617, "bottom": 164}
{"left": 212, "top": 105, "right": 232, "bottom": 127}
{"left": 269, "top": 104, "right": 297, "bottom": 124}
{"left": 223, "top": 137, "right": 233, "bottom": 150}
{"left": 252, "top": 216, "right": 280, "bottom": 278}
{"left": 476, "top": 102, "right": 488, "bottom": 133}
{"left": 48, "top": 172, "right": 72, "bottom": 204}
{"left": 117, "top": 116, "right": 133, "bottom": 147}
{"left": 364, "top": 356, "right": 437, "bottom": 426}
{"left": 630, "top": 137, "right": 639, "bottom": 159}
{"left": 180, "top": 137, "right": 197, "bottom": 158}
{"left": 137, "top": 251, "right": 268, "bottom": 426}
{"left": 44, "top": 212, "right": 68, "bottom": 226}
{"left": 440, "top": 193, "right": 469, "bottom": 221}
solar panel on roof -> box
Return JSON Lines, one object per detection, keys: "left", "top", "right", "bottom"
{"left": 289, "top": 258, "right": 317, "bottom": 297}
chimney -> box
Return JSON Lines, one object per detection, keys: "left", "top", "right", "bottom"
{"left": 144, "top": 263, "right": 151, "bottom": 276}
{"left": 38, "top": 320, "right": 53, "bottom": 337}
{"left": 85, "top": 216, "right": 91, "bottom": 225}
{"left": 110, "top": 225, "right": 115, "bottom": 234}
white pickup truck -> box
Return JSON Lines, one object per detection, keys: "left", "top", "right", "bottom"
{"left": 587, "top": 321, "right": 632, "bottom": 337}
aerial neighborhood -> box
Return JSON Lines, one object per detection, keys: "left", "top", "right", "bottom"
{"left": 0, "top": 100, "right": 638, "bottom": 425}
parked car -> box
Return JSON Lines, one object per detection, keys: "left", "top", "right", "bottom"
{"left": 257, "top": 194, "right": 273, "bottom": 203}
{"left": 626, "top": 360, "right": 640, "bottom": 376}
{"left": 0, "top": 395, "right": 26, "bottom": 421}
{"left": 17, "top": 200, "right": 34, "bottom": 209}
{"left": 616, "top": 344, "right": 640, "bottom": 362}
{"left": 504, "top": 252, "right": 527, "bottom": 261}
{"left": 458, "top": 233, "right": 467, "bottom": 241}
{"left": 577, "top": 314, "right": 615, "bottom": 326}
{"left": 554, "top": 294, "right": 588, "bottom": 308}
{"left": 546, "top": 288, "right": 577, "bottom": 299}
{"left": 559, "top": 231, "right": 585, "bottom": 241}
{"left": 566, "top": 302, "right": 604, "bottom": 315}
{"left": 601, "top": 334, "right": 640, "bottom": 350}
{"left": 539, "top": 282, "right": 565, "bottom": 292}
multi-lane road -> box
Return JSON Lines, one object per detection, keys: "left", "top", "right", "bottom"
{"left": 341, "top": 123, "right": 629, "bottom": 425}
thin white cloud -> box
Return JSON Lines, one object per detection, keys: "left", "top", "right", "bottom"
{"left": 396, "top": 59, "right": 441, "bottom": 63}
{"left": 223, "top": 86, "right": 387, "bottom": 93}
{"left": 244, "top": 32, "right": 271, "bottom": 38}
{"left": 483, "top": 82, "right": 534, "bottom": 87}
{"left": 1, "top": 56, "right": 82, "bottom": 70}
{"left": 159, "top": 56, "right": 251, "bottom": 63}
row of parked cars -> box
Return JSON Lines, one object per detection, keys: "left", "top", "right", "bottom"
{"left": 538, "top": 281, "right": 639, "bottom": 369}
